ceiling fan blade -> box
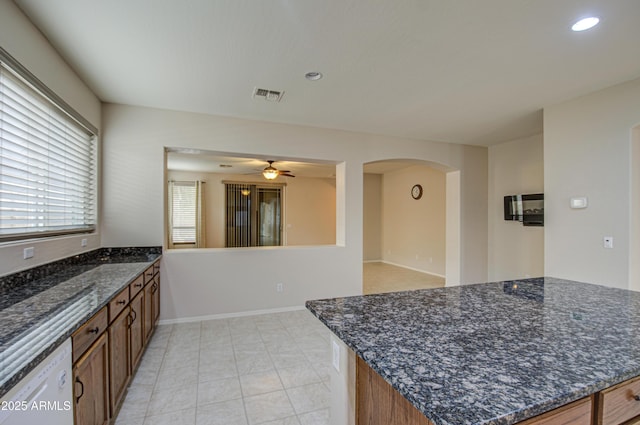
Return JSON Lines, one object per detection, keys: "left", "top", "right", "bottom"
{"left": 280, "top": 173, "right": 295, "bottom": 177}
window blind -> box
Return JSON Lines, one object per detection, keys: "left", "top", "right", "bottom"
{"left": 0, "top": 60, "right": 97, "bottom": 241}
{"left": 170, "top": 181, "right": 197, "bottom": 243}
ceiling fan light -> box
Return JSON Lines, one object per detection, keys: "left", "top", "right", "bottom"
{"left": 262, "top": 168, "right": 279, "bottom": 180}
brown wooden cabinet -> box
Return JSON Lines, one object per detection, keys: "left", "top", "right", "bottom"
{"left": 143, "top": 281, "right": 154, "bottom": 344}
{"left": 596, "top": 375, "right": 640, "bottom": 425}
{"left": 73, "top": 332, "right": 109, "bottom": 425}
{"left": 151, "top": 273, "right": 160, "bottom": 324}
{"left": 108, "top": 308, "right": 130, "bottom": 415}
{"left": 72, "top": 259, "right": 161, "bottom": 424}
{"left": 518, "top": 397, "right": 592, "bottom": 425}
{"left": 129, "top": 289, "right": 144, "bottom": 372}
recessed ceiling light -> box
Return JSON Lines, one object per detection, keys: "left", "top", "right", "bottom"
{"left": 571, "top": 17, "right": 600, "bottom": 32}
{"left": 305, "top": 71, "right": 323, "bottom": 81}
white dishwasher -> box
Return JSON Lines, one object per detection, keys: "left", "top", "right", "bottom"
{"left": 0, "top": 338, "right": 73, "bottom": 425}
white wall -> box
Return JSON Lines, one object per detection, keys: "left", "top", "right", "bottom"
{"left": 102, "top": 104, "right": 488, "bottom": 320}
{"left": 0, "top": 1, "right": 102, "bottom": 277}
{"left": 363, "top": 173, "right": 382, "bottom": 261}
{"left": 488, "top": 134, "right": 544, "bottom": 281}
{"left": 544, "top": 77, "right": 640, "bottom": 289}
{"left": 631, "top": 127, "right": 640, "bottom": 291}
{"left": 381, "top": 165, "right": 446, "bottom": 276}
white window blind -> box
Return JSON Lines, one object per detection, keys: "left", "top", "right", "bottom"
{"left": 0, "top": 57, "right": 97, "bottom": 242}
{"left": 170, "top": 181, "right": 196, "bottom": 243}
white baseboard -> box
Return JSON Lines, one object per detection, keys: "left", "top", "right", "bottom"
{"left": 158, "top": 305, "right": 306, "bottom": 325}
{"left": 376, "top": 260, "right": 446, "bottom": 279}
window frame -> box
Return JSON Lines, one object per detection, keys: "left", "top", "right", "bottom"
{"left": 0, "top": 47, "right": 98, "bottom": 243}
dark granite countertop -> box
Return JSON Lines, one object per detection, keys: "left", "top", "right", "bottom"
{"left": 306, "top": 277, "right": 640, "bottom": 425}
{"left": 0, "top": 247, "right": 161, "bottom": 398}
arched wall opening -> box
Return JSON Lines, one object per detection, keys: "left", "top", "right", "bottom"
{"left": 363, "top": 159, "right": 460, "bottom": 293}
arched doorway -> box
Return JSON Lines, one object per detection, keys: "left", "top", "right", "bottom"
{"left": 362, "top": 159, "right": 460, "bottom": 294}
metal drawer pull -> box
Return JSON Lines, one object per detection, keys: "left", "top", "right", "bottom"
{"left": 88, "top": 326, "right": 99, "bottom": 334}
{"left": 134, "top": 282, "right": 143, "bottom": 288}
{"left": 117, "top": 299, "right": 126, "bottom": 305}
{"left": 635, "top": 395, "right": 640, "bottom": 401}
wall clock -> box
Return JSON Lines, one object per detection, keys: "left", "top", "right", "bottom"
{"left": 411, "top": 184, "right": 423, "bottom": 200}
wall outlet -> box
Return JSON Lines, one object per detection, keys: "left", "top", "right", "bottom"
{"left": 332, "top": 340, "right": 340, "bottom": 372}
{"left": 81, "top": 238, "right": 88, "bottom": 247}
{"left": 604, "top": 236, "right": 614, "bottom": 249}
{"left": 276, "top": 283, "right": 283, "bottom": 293}
{"left": 23, "top": 247, "right": 34, "bottom": 259}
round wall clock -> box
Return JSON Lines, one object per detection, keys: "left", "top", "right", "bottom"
{"left": 411, "top": 184, "right": 423, "bottom": 200}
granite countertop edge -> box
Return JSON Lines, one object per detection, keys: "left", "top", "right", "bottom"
{"left": 0, "top": 247, "right": 162, "bottom": 399}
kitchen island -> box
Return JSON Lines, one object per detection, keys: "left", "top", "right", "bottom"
{"left": 306, "top": 277, "right": 640, "bottom": 425}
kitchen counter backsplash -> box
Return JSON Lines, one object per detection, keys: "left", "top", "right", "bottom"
{"left": 0, "top": 246, "right": 162, "bottom": 309}
{"left": 0, "top": 246, "right": 161, "bottom": 398}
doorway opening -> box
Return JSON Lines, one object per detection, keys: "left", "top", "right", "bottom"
{"left": 362, "top": 159, "right": 460, "bottom": 294}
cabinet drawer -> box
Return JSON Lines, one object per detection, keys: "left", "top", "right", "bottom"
{"left": 108, "top": 286, "right": 130, "bottom": 323}
{"left": 72, "top": 307, "right": 108, "bottom": 363}
{"left": 153, "top": 261, "right": 160, "bottom": 276}
{"left": 598, "top": 376, "right": 640, "bottom": 425}
{"left": 130, "top": 274, "right": 145, "bottom": 297}
{"left": 143, "top": 265, "right": 154, "bottom": 284}
{"left": 518, "top": 396, "right": 592, "bottom": 425}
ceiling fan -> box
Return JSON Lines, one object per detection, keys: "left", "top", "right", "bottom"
{"left": 261, "top": 160, "right": 295, "bottom": 180}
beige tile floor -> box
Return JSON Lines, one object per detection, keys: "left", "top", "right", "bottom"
{"left": 115, "top": 310, "right": 331, "bottom": 425}
{"left": 115, "top": 262, "right": 443, "bottom": 425}
{"left": 363, "top": 261, "right": 445, "bottom": 294}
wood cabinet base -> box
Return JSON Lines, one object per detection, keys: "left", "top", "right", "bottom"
{"left": 356, "top": 357, "right": 593, "bottom": 425}
{"left": 356, "top": 356, "right": 433, "bottom": 425}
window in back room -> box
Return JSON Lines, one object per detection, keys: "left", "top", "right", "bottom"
{"left": 0, "top": 48, "right": 98, "bottom": 242}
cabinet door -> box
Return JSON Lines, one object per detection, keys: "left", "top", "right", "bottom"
{"left": 109, "top": 308, "right": 130, "bottom": 415}
{"left": 143, "top": 282, "right": 154, "bottom": 344}
{"left": 129, "top": 290, "right": 144, "bottom": 372}
{"left": 152, "top": 274, "right": 160, "bottom": 324}
{"left": 74, "top": 333, "right": 110, "bottom": 425}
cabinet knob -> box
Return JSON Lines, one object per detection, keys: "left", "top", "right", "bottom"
{"left": 87, "top": 327, "right": 99, "bottom": 334}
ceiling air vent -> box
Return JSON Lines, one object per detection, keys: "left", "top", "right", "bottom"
{"left": 253, "top": 87, "right": 284, "bottom": 102}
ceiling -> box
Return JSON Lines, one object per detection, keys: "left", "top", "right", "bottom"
{"left": 166, "top": 150, "right": 337, "bottom": 178}
{"left": 14, "top": 0, "right": 640, "bottom": 146}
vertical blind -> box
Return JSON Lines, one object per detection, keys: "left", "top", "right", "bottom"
{"left": 225, "top": 183, "right": 282, "bottom": 248}
{"left": 225, "top": 183, "right": 253, "bottom": 247}
{"left": 0, "top": 59, "right": 97, "bottom": 241}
